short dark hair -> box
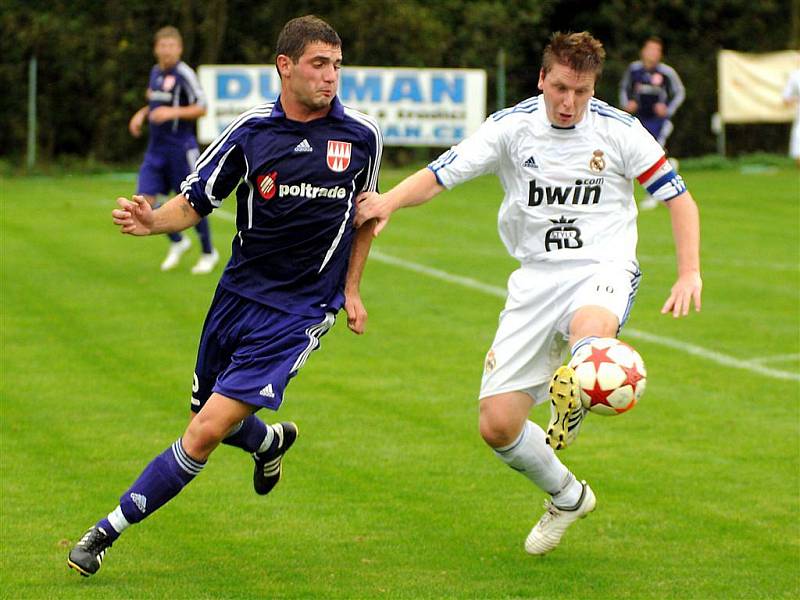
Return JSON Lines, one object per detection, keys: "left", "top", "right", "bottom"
{"left": 275, "top": 15, "right": 341, "bottom": 64}
{"left": 643, "top": 36, "right": 664, "bottom": 49}
{"left": 541, "top": 31, "right": 605, "bottom": 79}
{"left": 154, "top": 26, "right": 182, "bottom": 44}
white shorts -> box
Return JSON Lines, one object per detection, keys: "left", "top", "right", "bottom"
{"left": 479, "top": 260, "right": 641, "bottom": 405}
{"left": 790, "top": 120, "right": 800, "bottom": 159}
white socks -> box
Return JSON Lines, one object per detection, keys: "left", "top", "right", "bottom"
{"left": 107, "top": 505, "right": 131, "bottom": 534}
{"left": 494, "top": 420, "right": 583, "bottom": 507}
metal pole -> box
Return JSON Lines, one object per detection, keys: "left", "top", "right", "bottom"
{"left": 27, "top": 56, "right": 37, "bottom": 169}
{"left": 496, "top": 48, "right": 506, "bottom": 111}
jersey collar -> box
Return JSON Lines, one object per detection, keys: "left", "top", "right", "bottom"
{"left": 270, "top": 95, "right": 345, "bottom": 121}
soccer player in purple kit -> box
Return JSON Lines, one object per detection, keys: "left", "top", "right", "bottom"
{"left": 129, "top": 26, "right": 218, "bottom": 274}
{"left": 619, "top": 37, "right": 685, "bottom": 210}
{"left": 68, "top": 15, "right": 383, "bottom": 577}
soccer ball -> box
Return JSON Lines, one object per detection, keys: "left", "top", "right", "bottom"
{"left": 568, "top": 338, "right": 647, "bottom": 416}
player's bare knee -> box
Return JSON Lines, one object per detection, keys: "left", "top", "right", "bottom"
{"left": 479, "top": 405, "right": 523, "bottom": 448}
{"left": 569, "top": 306, "right": 619, "bottom": 345}
{"left": 182, "top": 413, "right": 228, "bottom": 460}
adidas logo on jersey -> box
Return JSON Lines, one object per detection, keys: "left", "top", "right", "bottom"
{"left": 130, "top": 492, "right": 147, "bottom": 513}
{"left": 259, "top": 384, "right": 275, "bottom": 398}
{"left": 523, "top": 156, "right": 538, "bottom": 168}
{"left": 294, "top": 139, "right": 313, "bottom": 153}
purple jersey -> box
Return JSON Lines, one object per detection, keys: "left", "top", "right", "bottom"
{"left": 147, "top": 61, "right": 206, "bottom": 147}
{"left": 619, "top": 61, "right": 685, "bottom": 120}
{"left": 181, "top": 96, "right": 383, "bottom": 317}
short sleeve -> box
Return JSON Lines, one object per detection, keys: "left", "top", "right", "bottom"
{"left": 427, "top": 117, "right": 505, "bottom": 189}
{"left": 623, "top": 118, "right": 669, "bottom": 180}
{"left": 176, "top": 62, "right": 207, "bottom": 108}
{"left": 360, "top": 118, "right": 384, "bottom": 194}
{"left": 180, "top": 121, "right": 248, "bottom": 216}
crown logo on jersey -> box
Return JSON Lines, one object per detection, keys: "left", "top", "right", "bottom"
{"left": 522, "top": 155, "right": 538, "bottom": 169}
{"left": 589, "top": 149, "right": 605, "bottom": 173}
{"left": 294, "top": 139, "right": 313, "bottom": 153}
{"left": 256, "top": 171, "right": 278, "bottom": 200}
{"left": 327, "top": 140, "right": 352, "bottom": 172}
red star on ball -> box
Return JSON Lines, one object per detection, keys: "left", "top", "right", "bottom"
{"left": 621, "top": 362, "right": 645, "bottom": 393}
{"left": 582, "top": 345, "right": 615, "bottom": 371}
{"left": 583, "top": 379, "right": 615, "bottom": 408}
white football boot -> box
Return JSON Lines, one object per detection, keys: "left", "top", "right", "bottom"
{"left": 525, "top": 481, "right": 596, "bottom": 555}
{"left": 191, "top": 249, "right": 219, "bottom": 274}
{"left": 160, "top": 237, "right": 191, "bottom": 271}
{"left": 546, "top": 365, "right": 585, "bottom": 450}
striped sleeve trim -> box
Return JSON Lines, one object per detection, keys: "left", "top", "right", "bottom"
{"left": 193, "top": 103, "right": 274, "bottom": 174}
{"left": 428, "top": 149, "right": 457, "bottom": 173}
{"left": 176, "top": 62, "right": 207, "bottom": 107}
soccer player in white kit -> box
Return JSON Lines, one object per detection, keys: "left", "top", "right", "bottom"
{"left": 355, "top": 31, "right": 702, "bottom": 555}
{"left": 782, "top": 68, "right": 800, "bottom": 168}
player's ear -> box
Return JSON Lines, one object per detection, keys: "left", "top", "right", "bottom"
{"left": 537, "top": 68, "right": 545, "bottom": 91}
{"left": 276, "top": 54, "right": 292, "bottom": 78}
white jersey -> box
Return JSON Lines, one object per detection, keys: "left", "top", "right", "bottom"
{"left": 783, "top": 69, "right": 800, "bottom": 122}
{"left": 429, "top": 95, "right": 667, "bottom": 265}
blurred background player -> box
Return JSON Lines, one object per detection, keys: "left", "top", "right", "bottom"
{"left": 129, "top": 26, "right": 218, "bottom": 273}
{"left": 68, "top": 16, "right": 382, "bottom": 577}
{"left": 782, "top": 68, "right": 800, "bottom": 168}
{"left": 356, "top": 31, "right": 701, "bottom": 557}
{"left": 620, "top": 36, "right": 685, "bottom": 209}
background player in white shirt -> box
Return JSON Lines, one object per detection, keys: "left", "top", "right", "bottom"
{"left": 355, "top": 31, "right": 701, "bottom": 555}
{"left": 782, "top": 68, "right": 800, "bottom": 168}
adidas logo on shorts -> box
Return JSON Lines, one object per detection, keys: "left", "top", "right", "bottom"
{"left": 259, "top": 384, "right": 275, "bottom": 398}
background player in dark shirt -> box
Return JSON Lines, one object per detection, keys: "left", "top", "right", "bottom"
{"left": 129, "top": 26, "right": 218, "bottom": 274}
{"left": 68, "top": 16, "right": 382, "bottom": 577}
{"left": 620, "top": 36, "right": 685, "bottom": 208}
{"left": 620, "top": 37, "right": 685, "bottom": 147}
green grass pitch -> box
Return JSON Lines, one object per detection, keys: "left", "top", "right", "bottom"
{"left": 1, "top": 165, "right": 798, "bottom": 598}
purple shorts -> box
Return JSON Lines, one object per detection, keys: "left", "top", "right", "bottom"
{"left": 191, "top": 286, "right": 336, "bottom": 412}
{"left": 137, "top": 142, "right": 200, "bottom": 196}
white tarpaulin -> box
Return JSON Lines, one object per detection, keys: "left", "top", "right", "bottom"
{"left": 718, "top": 50, "right": 800, "bottom": 123}
{"left": 197, "top": 65, "right": 486, "bottom": 146}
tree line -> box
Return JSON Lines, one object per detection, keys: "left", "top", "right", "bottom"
{"left": 1, "top": 0, "right": 796, "bottom": 164}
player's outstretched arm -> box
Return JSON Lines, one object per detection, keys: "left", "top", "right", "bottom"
{"left": 355, "top": 168, "right": 444, "bottom": 236}
{"left": 112, "top": 193, "right": 201, "bottom": 236}
{"left": 344, "top": 219, "right": 377, "bottom": 335}
{"left": 662, "top": 191, "right": 702, "bottom": 317}
{"left": 149, "top": 104, "right": 207, "bottom": 124}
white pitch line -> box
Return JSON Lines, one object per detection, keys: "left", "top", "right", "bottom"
{"left": 367, "top": 250, "right": 800, "bottom": 383}
{"left": 748, "top": 353, "right": 800, "bottom": 365}
{"left": 210, "top": 209, "right": 799, "bottom": 382}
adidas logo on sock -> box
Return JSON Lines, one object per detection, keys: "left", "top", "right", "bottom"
{"left": 259, "top": 383, "right": 275, "bottom": 398}
{"left": 522, "top": 155, "right": 538, "bottom": 168}
{"left": 294, "top": 139, "right": 313, "bottom": 153}
{"left": 130, "top": 492, "right": 147, "bottom": 513}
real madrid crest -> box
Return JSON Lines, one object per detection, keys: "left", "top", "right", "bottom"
{"left": 589, "top": 149, "right": 605, "bottom": 173}
{"left": 485, "top": 349, "right": 496, "bottom": 374}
